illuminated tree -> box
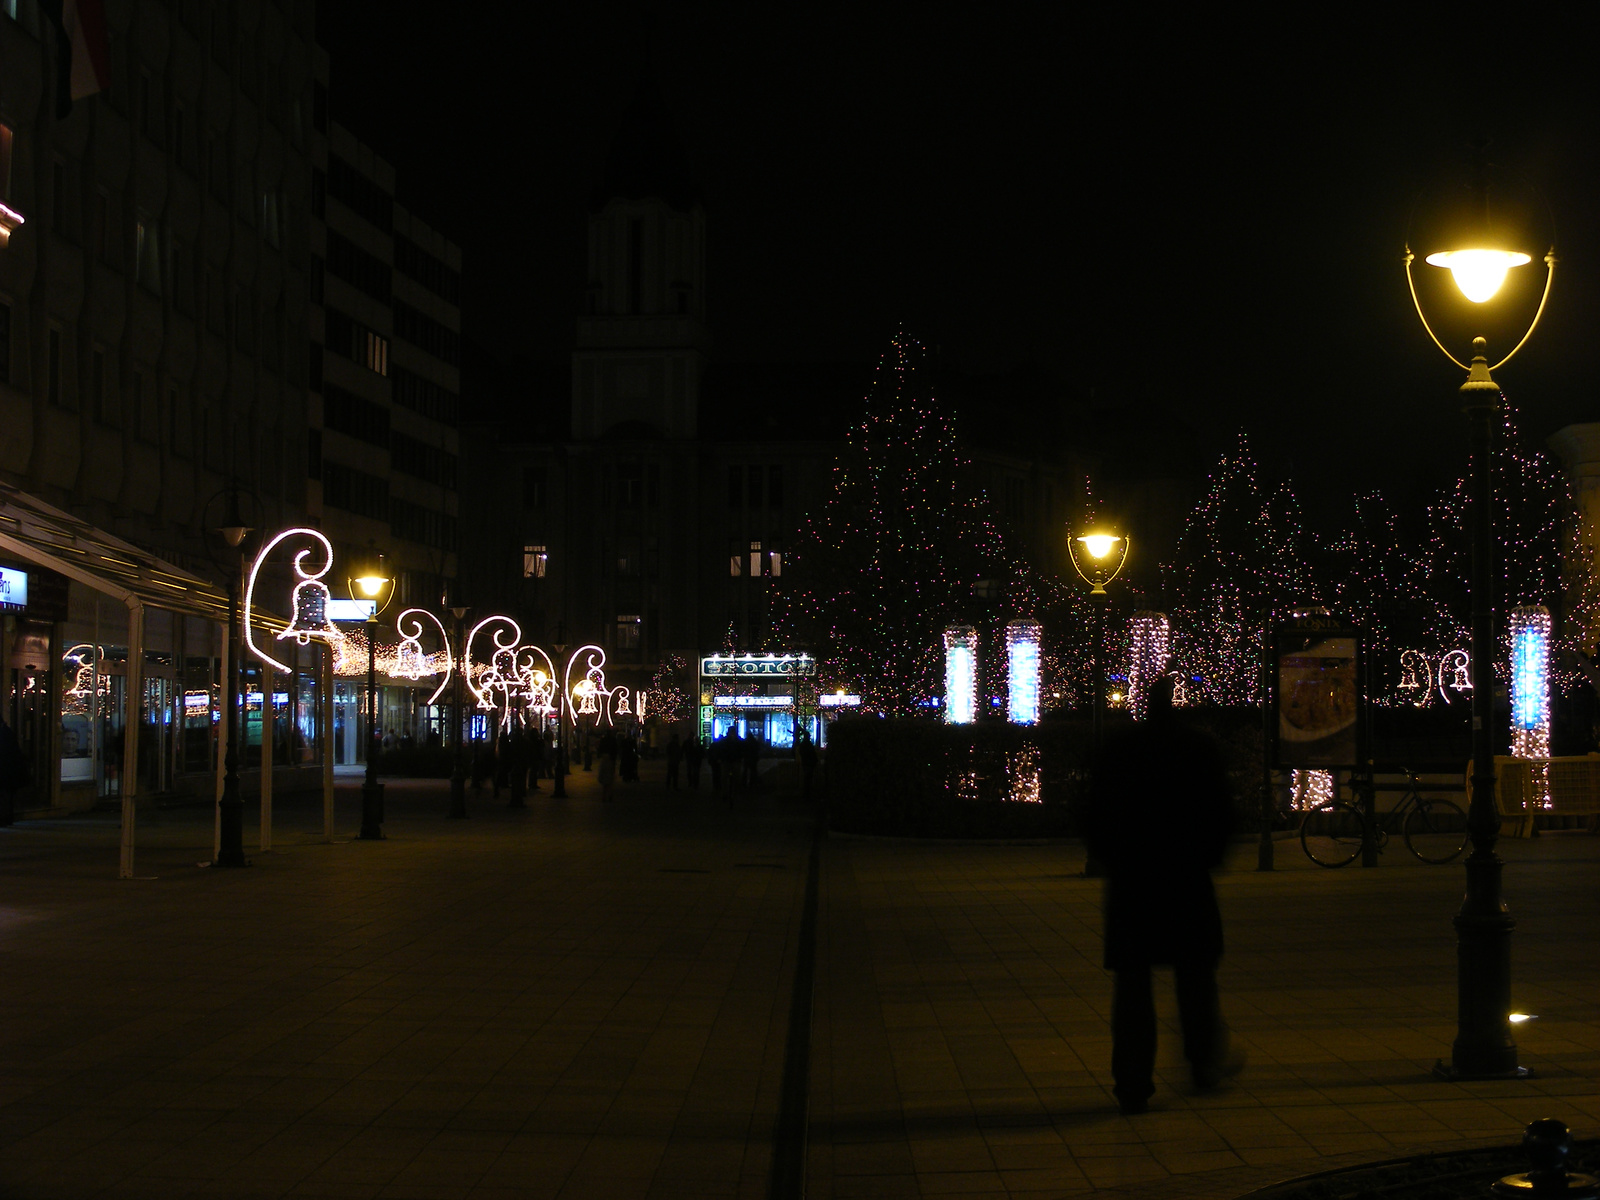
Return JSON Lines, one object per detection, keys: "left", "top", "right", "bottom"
{"left": 773, "top": 330, "right": 1028, "bottom": 715}
{"left": 1428, "top": 401, "right": 1598, "bottom": 690}
{"left": 648, "top": 653, "right": 692, "bottom": 726}
{"left": 1163, "top": 432, "right": 1320, "bottom": 705}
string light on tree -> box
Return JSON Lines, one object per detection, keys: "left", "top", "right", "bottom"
{"left": 1126, "top": 612, "right": 1170, "bottom": 721}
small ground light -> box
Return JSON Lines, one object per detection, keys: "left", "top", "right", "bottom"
{"left": 1508, "top": 1013, "right": 1537, "bottom": 1023}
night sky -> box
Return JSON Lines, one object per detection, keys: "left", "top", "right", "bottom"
{"left": 318, "top": 3, "right": 1600, "bottom": 527}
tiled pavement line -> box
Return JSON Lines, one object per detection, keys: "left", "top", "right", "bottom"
{"left": 0, "top": 780, "right": 814, "bottom": 1200}
{"left": 806, "top": 835, "right": 1600, "bottom": 1198}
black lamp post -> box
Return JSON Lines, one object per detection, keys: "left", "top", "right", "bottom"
{"left": 449, "top": 605, "right": 468, "bottom": 818}
{"left": 353, "top": 555, "right": 393, "bottom": 841}
{"left": 1404, "top": 208, "right": 1556, "bottom": 1080}
{"left": 213, "top": 499, "right": 251, "bottom": 869}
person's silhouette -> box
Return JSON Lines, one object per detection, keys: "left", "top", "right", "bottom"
{"left": 1085, "top": 670, "right": 1240, "bottom": 1113}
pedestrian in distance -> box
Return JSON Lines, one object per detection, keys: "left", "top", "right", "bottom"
{"left": 1084, "top": 669, "right": 1242, "bottom": 1115}
{"left": 528, "top": 727, "right": 545, "bottom": 791}
{"left": 684, "top": 734, "right": 704, "bottom": 789}
{"left": 619, "top": 731, "right": 639, "bottom": 784}
{"left": 743, "top": 729, "right": 761, "bottom": 792}
{"left": 665, "top": 732, "right": 682, "bottom": 789}
{"left": 723, "top": 729, "right": 743, "bottom": 807}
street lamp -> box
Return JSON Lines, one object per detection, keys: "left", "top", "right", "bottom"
{"left": 1405, "top": 208, "right": 1555, "bottom": 1081}
{"left": 350, "top": 555, "right": 395, "bottom": 840}
{"left": 449, "top": 604, "right": 469, "bottom": 818}
{"left": 212, "top": 492, "right": 252, "bottom": 868}
{"left": 1067, "top": 526, "right": 1130, "bottom": 747}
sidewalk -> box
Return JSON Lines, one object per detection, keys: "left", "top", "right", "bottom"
{"left": 0, "top": 761, "right": 1595, "bottom": 1199}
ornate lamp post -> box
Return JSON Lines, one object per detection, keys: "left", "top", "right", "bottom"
{"left": 449, "top": 604, "right": 469, "bottom": 818}
{"left": 351, "top": 555, "right": 395, "bottom": 840}
{"left": 1405, "top": 197, "right": 1555, "bottom": 1080}
{"left": 212, "top": 493, "right": 252, "bottom": 868}
{"left": 1067, "top": 527, "right": 1130, "bottom": 747}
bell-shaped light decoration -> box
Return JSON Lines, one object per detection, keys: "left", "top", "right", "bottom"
{"left": 279, "top": 579, "right": 341, "bottom": 646}
{"left": 1424, "top": 248, "right": 1532, "bottom": 304}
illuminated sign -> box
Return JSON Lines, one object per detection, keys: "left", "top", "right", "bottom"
{"left": 0, "top": 566, "right": 27, "bottom": 613}
{"left": 327, "top": 598, "right": 377, "bottom": 621}
{"left": 818, "top": 693, "right": 861, "bottom": 708}
{"left": 700, "top": 653, "right": 816, "bottom": 678}
{"left": 713, "top": 695, "right": 791, "bottom": 709}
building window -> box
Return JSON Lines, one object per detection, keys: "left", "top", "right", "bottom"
{"left": 135, "top": 216, "right": 161, "bottom": 293}
{"left": 362, "top": 328, "right": 388, "bottom": 375}
{"left": 769, "top": 465, "right": 784, "bottom": 509}
{"left": 522, "top": 545, "right": 548, "bottom": 579}
{"left": 307, "top": 427, "right": 321, "bottom": 480}
{"left": 769, "top": 549, "right": 783, "bottom": 578}
{"left": 749, "top": 540, "right": 762, "bottom": 578}
{"left": 618, "top": 463, "right": 642, "bottom": 507}
{"left": 522, "top": 466, "right": 546, "bottom": 509}
{"left": 617, "top": 536, "right": 639, "bottom": 577}
{"left": 616, "top": 614, "right": 641, "bottom": 650}
{"left": 133, "top": 370, "right": 158, "bottom": 442}
{"left": 261, "top": 189, "right": 280, "bottom": 248}
{"left": 727, "top": 465, "right": 741, "bottom": 509}
{"left": 46, "top": 328, "right": 61, "bottom": 406}
{"left": 747, "top": 468, "right": 764, "bottom": 509}
{"left": 729, "top": 539, "right": 743, "bottom": 577}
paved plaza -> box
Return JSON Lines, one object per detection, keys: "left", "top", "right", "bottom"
{"left": 0, "top": 761, "right": 1596, "bottom": 1199}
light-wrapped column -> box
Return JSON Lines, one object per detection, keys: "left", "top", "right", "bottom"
{"left": 1005, "top": 620, "right": 1041, "bottom": 725}
{"left": 1126, "top": 611, "right": 1170, "bottom": 721}
{"left": 1510, "top": 605, "right": 1551, "bottom": 809}
{"left": 942, "top": 625, "right": 978, "bottom": 725}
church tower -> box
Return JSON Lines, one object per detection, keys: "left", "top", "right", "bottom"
{"left": 572, "top": 76, "right": 707, "bottom": 441}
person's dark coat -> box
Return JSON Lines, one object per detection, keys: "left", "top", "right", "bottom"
{"left": 1084, "top": 693, "right": 1233, "bottom": 971}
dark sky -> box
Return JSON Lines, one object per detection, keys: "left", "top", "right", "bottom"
{"left": 318, "top": 3, "right": 1600, "bottom": 523}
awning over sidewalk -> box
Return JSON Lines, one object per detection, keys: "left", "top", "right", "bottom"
{"left": 0, "top": 480, "right": 233, "bottom": 619}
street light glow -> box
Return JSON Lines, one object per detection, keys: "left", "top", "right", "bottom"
{"left": 1424, "top": 248, "right": 1531, "bottom": 303}
{"left": 1078, "top": 533, "right": 1120, "bottom": 559}
{"left": 356, "top": 574, "right": 387, "bottom": 597}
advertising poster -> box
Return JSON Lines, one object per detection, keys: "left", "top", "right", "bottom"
{"left": 1274, "top": 620, "right": 1361, "bottom": 769}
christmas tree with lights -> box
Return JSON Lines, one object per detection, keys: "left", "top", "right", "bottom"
{"left": 1163, "top": 432, "right": 1320, "bottom": 705}
{"left": 772, "top": 330, "right": 1024, "bottom": 715}
{"left": 1428, "top": 400, "right": 1599, "bottom": 690}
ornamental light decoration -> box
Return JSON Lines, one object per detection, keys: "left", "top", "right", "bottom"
{"left": 942, "top": 625, "right": 978, "bottom": 725}
{"left": 1067, "top": 528, "right": 1130, "bottom": 595}
{"left": 1005, "top": 620, "right": 1041, "bottom": 726}
{"left": 244, "top": 527, "right": 344, "bottom": 673}
{"left": 393, "top": 608, "right": 454, "bottom": 706}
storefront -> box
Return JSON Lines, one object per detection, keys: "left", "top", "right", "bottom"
{"left": 0, "top": 483, "right": 328, "bottom": 828}
{"left": 698, "top": 652, "right": 839, "bottom": 748}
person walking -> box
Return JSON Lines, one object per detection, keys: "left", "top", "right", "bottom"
{"left": 706, "top": 732, "right": 723, "bottom": 795}
{"left": 742, "top": 729, "right": 762, "bottom": 793}
{"left": 684, "top": 734, "right": 704, "bottom": 789}
{"left": 723, "top": 728, "right": 743, "bottom": 807}
{"left": 665, "top": 732, "right": 682, "bottom": 790}
{"left": 619, "top": 731, "right": 639, "bottom": 784}
{"left": 1084, "top": 670, "right": 1241, "bottom": 1115}
{"left": 528, "top": 726, "right": 545, "bottom": 791}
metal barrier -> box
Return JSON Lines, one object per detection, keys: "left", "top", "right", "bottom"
{"left": 1485, "top": 755, "right": 1600, "bottom": 837}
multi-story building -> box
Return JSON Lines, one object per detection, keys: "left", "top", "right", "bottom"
{"left": 0, "top": 3, "right": 461, "bottom": 812}
{"left": 0, "top": 0, "right": 325, "bottom": 814}
{"left": 304, "top": 60, "right": 462, "bottom": 752}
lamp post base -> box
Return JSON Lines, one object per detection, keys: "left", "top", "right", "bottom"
{"left": 214, "top": 794, "right": 250, "bottom": 868}
{"left": 1432, "top": 1059, "right": 1531, "bottom": 1082}
{"left": 359, "top": 779, "right": 385, "bottom": 840}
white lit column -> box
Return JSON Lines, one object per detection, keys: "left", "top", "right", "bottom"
{"left": 943, "top": 625, "right": 978, "bottom": 725}
{"left": 1005, "top": 620, "right": 1041, "bottom": 725}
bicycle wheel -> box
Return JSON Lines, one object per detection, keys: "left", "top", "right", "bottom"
{"left": 1300, "top": 801, "right": 1365, "bottom": 867}
{"left": 1403, "top": 797, "right": 1469, "bottom": 864}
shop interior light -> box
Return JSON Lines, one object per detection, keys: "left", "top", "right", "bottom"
{"left": 1424, "top": 248, "right": 1532, "bottom": 303}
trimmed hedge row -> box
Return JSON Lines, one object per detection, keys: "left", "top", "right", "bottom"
{"left": 823, "top": 709, "right": 1275, "bottom": 839}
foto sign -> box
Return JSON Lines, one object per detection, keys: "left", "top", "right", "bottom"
{"left": 327, "top": 598, "right": 377, "bottom": 622}
{"left": 700, "top": 653, "right": 816, "bottom": 678}
{"left": 0, "top": 566, "right": 26, "bottom": 614}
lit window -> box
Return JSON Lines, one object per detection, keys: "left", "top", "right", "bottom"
{"left": 616, "top": 614, "right": 641, "bottom": 650}
{"left": 749, "top": 540, "right": 761, "bottom": 577}
{"left": 135, "top": 216, "right": 161, "bottom": 293}
{"left": 769, "top": 551, "right": 782, "bottom": 578}
{"left": 522, "top": 544, "right": 548, "bottom": 578}
{"left": 364, "top": 329, "right": 388, "bottom": 376}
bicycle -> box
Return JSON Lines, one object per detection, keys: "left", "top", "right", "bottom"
{"left": 1299, "top": 769, "right": 1469, "bottom": 867}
